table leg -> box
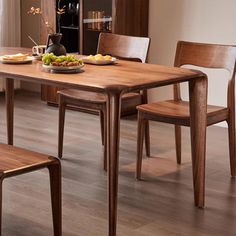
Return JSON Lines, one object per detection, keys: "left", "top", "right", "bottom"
{"left": 189, "top": 76, "right": 208, "bottom": 208}
{"left": 5, "top": 78, "right": 14, "bottom": 145}
{"left": 106, "top": 90, "right": 122, "bottom": 236}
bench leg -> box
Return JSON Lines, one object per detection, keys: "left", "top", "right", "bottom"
{"left": 48, "top": 161, "right": 62, "bottom": 236}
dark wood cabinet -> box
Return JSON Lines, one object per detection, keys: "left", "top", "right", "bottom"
{"left": 40, "top": 0, "right": 149, "bottom": 115}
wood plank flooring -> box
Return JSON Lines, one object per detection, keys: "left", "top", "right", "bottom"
{"left": 0, "top": 90, "right": 235, "bottom": 236}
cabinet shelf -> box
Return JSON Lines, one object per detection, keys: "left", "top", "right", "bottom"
{"left": 86, "top": 28, "right": 111, "bottom": 33}
{"left": 60, "top": 26, "right": 79, "bottom": 30}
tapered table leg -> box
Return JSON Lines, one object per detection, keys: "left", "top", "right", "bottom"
{"left": 106, "top": 89, "right": 122, "bottom": 236}
{"left": 189, "top": 75, "right": 208, "bottom": 208}
{"left": 5, "top": 78, "right": 14, "bottom": 145}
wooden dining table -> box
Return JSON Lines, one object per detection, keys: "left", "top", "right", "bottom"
{"left": 0, "top": 48, "right": 207, "bottom": 236}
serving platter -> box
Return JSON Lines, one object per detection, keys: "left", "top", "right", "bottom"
{"left": 42, "top": 64, "right": 84, "bottom": 73}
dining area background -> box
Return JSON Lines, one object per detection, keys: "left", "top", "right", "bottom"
{"left": 0, "top": 0, "right": 235, "bottom": 235}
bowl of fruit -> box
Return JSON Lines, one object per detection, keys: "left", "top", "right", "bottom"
{"left": 82, "top": 54, "right": 117, "bottom": 65}
{"left": 42, "top": 53, "right": 84, "bottom": 73}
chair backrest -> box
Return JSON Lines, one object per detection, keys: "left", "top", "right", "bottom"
{"left": 173, "top": 41, "right": 236, "bottom": 106}
{"left": 97, "top": 33, "right": 150, "bottom": 63}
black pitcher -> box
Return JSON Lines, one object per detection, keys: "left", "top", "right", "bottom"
{"left": 46, "top": 33, "right": 67, "bottom": 56}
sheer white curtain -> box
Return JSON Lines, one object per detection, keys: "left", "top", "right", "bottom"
{"left": 0, "top": 0, "right": 21, "bottom": 90}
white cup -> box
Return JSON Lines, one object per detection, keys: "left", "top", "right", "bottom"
{"left": 32, "top": 45, "right": 46, "bottom": 56}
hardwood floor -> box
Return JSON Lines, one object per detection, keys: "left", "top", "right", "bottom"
{"left": 0, "top": 90, "right": 235, "bottom": 236}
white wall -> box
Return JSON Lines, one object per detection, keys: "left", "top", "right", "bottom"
{"left": 148, "top": 0, "right": 236, "bottom": 126}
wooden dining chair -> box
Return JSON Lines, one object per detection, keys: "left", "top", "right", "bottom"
{"left": 0, "top": 143, "right": 61, "bottom": 236}
{"left": 58, "top": 33, "right": 150, "bottom": 170}
{"left": 136, "top": 41, "right": 236, "bottom": 179}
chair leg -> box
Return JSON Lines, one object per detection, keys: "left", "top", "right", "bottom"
{"left": 227, "top": 116, "right": 236, "bottom": 177}
{"left": 100, "top": 111, "right": 105, "bottom": 146}
{"left": 136, "top": 113, "right": 146, "bottom": 180}
{"left": 48, "top": 160, "right": 62, "bottom": 236}
{"left": 144, "top": 120, "right": 151, "bottom": 157}
{"left": 58, "top": 96, "right": 66, "bottom": 159}
{"left": 103, "top": 109, "right": 107, "bottom": 171}
{"left": 175, "top": 125, "right": 182, "bottom": 164}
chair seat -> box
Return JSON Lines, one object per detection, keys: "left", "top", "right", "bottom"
{"left": 137, "top": 100, "right": 228, "bottom": 126}
{"left": 0, "top": 143, "right": 57, "bottom": 177}
{"left": 58, "top": 89, "right": 141, "bottom": 104}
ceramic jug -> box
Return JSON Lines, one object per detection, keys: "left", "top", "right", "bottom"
{"left": 46, "top": 33, "right": 66, "bottom": 56}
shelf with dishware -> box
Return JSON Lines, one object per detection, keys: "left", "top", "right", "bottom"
{"left": 40, "top": 0, "right": 149, "bottom": 54}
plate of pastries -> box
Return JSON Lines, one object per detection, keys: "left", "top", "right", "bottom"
{"left": 0, "top": 53, "right": 33, "bottom": 64}
{"left": 82, "top": 54, "right": 117, "bottom": 65}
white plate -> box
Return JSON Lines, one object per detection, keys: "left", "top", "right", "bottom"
{"left": 43, "top": 64, "right": 84, "bottom": 73}
{"left": 0, "top": 56, "right": 34, "bottom": 64}
{"left": 82, "top": 57, "right": 117, "bottom": 65}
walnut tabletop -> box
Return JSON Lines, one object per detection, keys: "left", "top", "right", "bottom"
{"left": 0, "top": 47, "right": 208, "bottom": 236}
{"left": 0, "top": 47, "right": 202, "bottom": 93}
